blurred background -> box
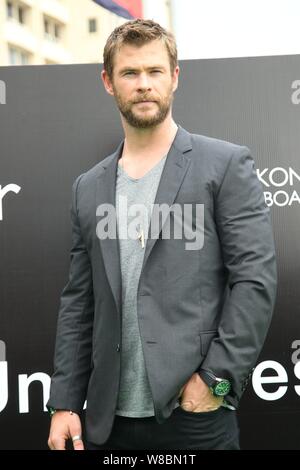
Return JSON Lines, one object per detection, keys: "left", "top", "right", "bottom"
{"left": 1, "top": 0, "right": 300, "bottom": 66}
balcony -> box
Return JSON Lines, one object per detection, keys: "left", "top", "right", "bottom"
{"left": 41, "top": 40, "right": 71, "bottom": 64}
{"left": 4, "top": 20, "right": 37, "bottom": 54}
{"left": 18, "top": 0, "right": 35, "bottom": 7}
{"left": 40, "top": 0, "right": 69, "bottom": 24}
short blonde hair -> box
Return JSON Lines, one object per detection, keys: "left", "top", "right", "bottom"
{"left": 103, "top": 19, "right": 178, "bottom": 79}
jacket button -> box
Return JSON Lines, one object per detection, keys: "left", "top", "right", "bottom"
{"left": 116, "top": 344, "right": 120, "bottom": 352}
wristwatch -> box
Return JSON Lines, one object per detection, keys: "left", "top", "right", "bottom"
{"left": 198, "top": 369, "right": 231, "bottom": 397}
{"left": 48, "top": 407, "right": 56, "bottom": 417}
{"left": 48, "top": 407, "right": 74, "bottom": 417}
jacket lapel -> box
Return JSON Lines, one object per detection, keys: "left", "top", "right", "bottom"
{"left": 96, "top": 141, "right": 123, "bottom": 316}
{"left": 141, "top": 126, "right": 193, "bottom": 273}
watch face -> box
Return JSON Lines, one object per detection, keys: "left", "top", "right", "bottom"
{"left": 214, "top": 380, "right": 231, "bottom": 396}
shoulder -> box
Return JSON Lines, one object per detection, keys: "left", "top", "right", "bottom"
{"left": 189, "top": 131, "right": 250, "bottom": 160}
{"left": 72, "top": 149, "right": 119, "bottom": 191}
{"left": 181, "top": 128, "right": 254, "bottom": 192}
{"left": 185, "top": 131, "right": 252, "bottom": 181}
{"left": 87, "top": 153, "right": 116, "bottom": 179}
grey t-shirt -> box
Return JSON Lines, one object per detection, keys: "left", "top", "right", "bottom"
{"left": 114, "top": 155, "right": 234, "bottom": 416}
{"left": 115, "top": 155, "right": 167, "bottom": 417}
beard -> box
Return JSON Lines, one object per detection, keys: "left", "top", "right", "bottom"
{"left": 113, "top": 84, "right": 174, "bottom": 129}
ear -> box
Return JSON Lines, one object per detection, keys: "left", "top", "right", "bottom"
{"left": 101, "top": 69, "right": 114, "bottom": 96}
{"left": 172, "top": 65, "right": 180, "bottom": 93}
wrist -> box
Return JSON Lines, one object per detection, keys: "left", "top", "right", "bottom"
{"left": 198, "top": 369, "right": 231, "bottom": 397}
{"left": 48, "top": 407, "right": 56, "bottom": 417}
{"left": 48, "top": 407, "right": 74, "bottom": 417}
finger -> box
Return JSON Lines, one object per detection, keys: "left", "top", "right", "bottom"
{"left": 193, "top": 405, "right": 220, "bottom": 412}
{"left": 72, "top": 436, "right": 84, "bottom": 450}
{"left": 180, "top": 400, "right": 195, "bottom": 411}
{"left": 48, "top": 439, "right": 54, "bottom": 450}
{"left": 50, "top": 437, "right": 66, "bottom": 450}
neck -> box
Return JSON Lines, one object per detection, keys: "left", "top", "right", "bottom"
{"left": 121, "top": 114, "right": 178, "bottom": 161}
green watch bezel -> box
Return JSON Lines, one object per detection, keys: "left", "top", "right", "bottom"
{"left": 211, "top": 378, "right": 231, "bottom": 397}
{"left": 199, "top": 369, "right": 231, "bottom": 397}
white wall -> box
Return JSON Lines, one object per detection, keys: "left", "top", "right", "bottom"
{"left": 171, "top": 0, "right": 300, "bottom": 59}
{"left": 143, "top": 0, "right": 171, "bottom": 29}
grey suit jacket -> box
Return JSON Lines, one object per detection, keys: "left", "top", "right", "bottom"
{"left": 48, "top": 125, "right": 277, "bottom": 445}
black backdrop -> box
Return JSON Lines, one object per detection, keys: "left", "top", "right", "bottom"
{"left": 1, "top": 56, "right": 300, "bottom": 449}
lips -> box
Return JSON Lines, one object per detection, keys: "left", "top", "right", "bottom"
{"left": 135, "top": 101, "right": 155, "bottom": 104}
{"left": 134, "top": 99, "right": 156, "bottom": 103}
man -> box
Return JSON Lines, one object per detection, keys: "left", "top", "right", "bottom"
{"left": 47, "top": 19, "right": 277, "bottom": 450}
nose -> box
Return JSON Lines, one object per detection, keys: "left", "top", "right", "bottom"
{"left": 136, "top": 72, "right": 152, "bottom": 92}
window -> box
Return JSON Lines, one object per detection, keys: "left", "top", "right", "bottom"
{"left": 89, "top": 18, "right": 97, "bottom": 33}
{"left": 6, "top": 1, "right": 27, "bottom": 25}
{"left": 6, "top": 1, "right": 13, "bottom": 18}
{"left": 44, "top": 19, "right": 49, "bottom": 34}
{"left": 8, "top": 46, "right": 30, "bottom": 65}
{"left": 54, "top": 23, "right": 60, "bottom": 39}
{"left": 44, "top": 16, "right": 63, "bottom": 42}
{"left": 18, "top": 5, "right": 24, "bottom": 24}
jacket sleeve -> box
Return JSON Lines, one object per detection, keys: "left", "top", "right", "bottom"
{"left": 199, "top": 146, "right": 277, "bottom": 407}
{"left": 47, "top": 174, "right": 94, "bottom": 414}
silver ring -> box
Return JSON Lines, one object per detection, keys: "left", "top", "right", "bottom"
{"left": 72, "top": 434, "right": 82, "bottom": 442}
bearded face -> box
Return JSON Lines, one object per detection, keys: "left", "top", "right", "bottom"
{"left": 113, "top": 82, "right": 174, "bottom": 128}
{"left": 108, "top": 40, "right": 178, "bottom": 129}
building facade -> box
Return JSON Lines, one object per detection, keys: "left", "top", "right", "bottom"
{"left": 0, "top": 0, "right": 172, "bottom": 66}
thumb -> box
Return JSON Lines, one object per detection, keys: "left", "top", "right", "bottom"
{"left": 181, "top": 399, "right": 195, "bottom": 411}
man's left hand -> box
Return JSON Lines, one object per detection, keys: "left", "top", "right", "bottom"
{"left": 179, "top": 372, "right": 223, "bottom": 412}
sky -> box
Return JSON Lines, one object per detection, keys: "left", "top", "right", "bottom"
{"left": 170, "top": 0, "right": 300, "bottom": 59}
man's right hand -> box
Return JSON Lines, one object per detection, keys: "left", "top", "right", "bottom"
{"left": 48, "top": 410, "right": 84, "bottom": 450}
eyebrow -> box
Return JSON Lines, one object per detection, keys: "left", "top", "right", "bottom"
{"left": 118, "top": 66, "right": 166, "bottom": 74}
